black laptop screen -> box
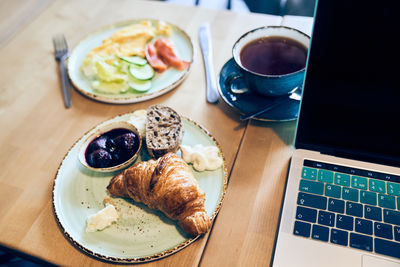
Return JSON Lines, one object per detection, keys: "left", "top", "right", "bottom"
{"left": 295, "top": 1, "right": 400, "bottom": 166}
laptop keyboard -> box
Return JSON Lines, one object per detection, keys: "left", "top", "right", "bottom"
{"left": 293, "top": 159, "right": 400, "bottom": 259}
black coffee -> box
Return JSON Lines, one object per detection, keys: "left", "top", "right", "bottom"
{"left": 240, "top": 36, "right": 307, "bottom": 75}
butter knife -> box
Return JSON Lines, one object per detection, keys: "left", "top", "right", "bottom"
{"left": 199, "top": 23, "right": 219, "bottom": 103}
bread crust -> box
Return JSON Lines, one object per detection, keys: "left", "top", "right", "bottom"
{"left": 145, "top": 105, "right": 184, "bottom": 158}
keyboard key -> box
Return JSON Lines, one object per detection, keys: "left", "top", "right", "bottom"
{"left": 318, "top": 170, "right": 334, "bottom": 183}
{"left": 374, "top": 222, "right": 393, "bottom": 239}
{"left": 327, "top": 164, "right": 342, "bottom": 172}
{"left": 360, "top": 190, "right": 377, "bottom": 206}
{"left": 355, "top": 218, "right": 373, "bottom": 235}
{"left": 299, "top": 179, "right": 324, "bottom": 195}
{"left": 325, "top": 184, "right": 341, "bottom": 198}
{"left": 395, "top": 226, "right": 400, "bottom": 241}
{"left": 350, "top": 233, "right": 373, "bottom": 252}
{"left": 346, "top": 201, "right": 363, "bottom": 217}
{"left": 351, "top": 176, "right": 368, "bottom": 190}
{"left": 296, "top": 206, "right": 317, "bottom": 223}
{"left": 365, "top": 205, "right": 382, "bottom": 221}
{"left": 293, "top": 220, "right": 311, "bottom": 237}
{"left": 369, "top": 179, "right": 386, "bottom": 193}
{"left": 364, "top": 170, "right": 379, "bottom": 179}
{"left": 306, "top": 160, "right": 326, "bottom": 169}
{"left": 398, "top": 197, "right": 400, "bottom": 210}
{"left": 318, "top": 210, "right": 335, "bottom": 227}
{"left": 312, "top": 224, "right": 329, "bottom": 242}
{"left": 328, "top": 198, "right": 345, "bottom": 213}
{"left": 383, "top": 174, "right": 400, "bottom": 183}
{"left": 378, "top": 194, "right": 396, "bottom": 209}
{"left": 302, "top": 167, "right": 317, "bottom": 180}
{"left": 297, "top": 192, "right": 327, "bottom": 210}
{"left": 342, "top": 187, "right": 359, "bottom": 202}
{"left": 387, "top": 182, "right": 400, "bottom": 196}
{"left": 383, "top": 209, "right": 400, "bottom": 225}
{"left": 375, "top": 238, "right": 400, "bottom": 259}
{"left": 335, "top": 173, "right": 350, "bottom": 187}
{"left": 330, "top": 228, "right": 348, "bottom": 246}
{"left": 336, "top": 214, "right": 353, "bottom": 231}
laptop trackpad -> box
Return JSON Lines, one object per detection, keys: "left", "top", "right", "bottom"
{"left": 362, "top": 255, "right": 399, "bottom": 267}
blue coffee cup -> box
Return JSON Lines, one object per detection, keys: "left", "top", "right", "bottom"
{"left": 228, "top": 26, "right": 310, "bottom": 96}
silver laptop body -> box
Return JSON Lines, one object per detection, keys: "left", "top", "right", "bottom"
{"left": 272, "top": 1, "right": 400, "bottom": 266}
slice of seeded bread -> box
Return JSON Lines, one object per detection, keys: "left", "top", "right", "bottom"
{"left": 145, "top": 105, "right": 184, "bottom": 158}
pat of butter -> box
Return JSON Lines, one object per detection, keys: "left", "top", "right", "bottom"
{"left": 180, "top": 144, "right": 223, "bottom": 172}
{"left": 86, "top": 204, "right": 119, "bottom": 233}
{"left": 129, "top": 109, "right": 147, "bottom": 137}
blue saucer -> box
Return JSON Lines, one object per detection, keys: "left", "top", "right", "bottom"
{"left": 218, "top": 58, "right": 301, "bottom": 122}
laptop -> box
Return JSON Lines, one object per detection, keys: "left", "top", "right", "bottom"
{"left": 272, "top": 0, "right": 400, "bottom": 266}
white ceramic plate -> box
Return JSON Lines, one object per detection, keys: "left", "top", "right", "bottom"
{"left": 67, "top": 20, "right": 194, "bottom": 104}
{"left": 52, "top": 112, "right": 227, "bottom": 263}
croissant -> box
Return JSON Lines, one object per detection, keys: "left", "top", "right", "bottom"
{"left": 107, "top": 152, "right": 211, "bottom": 235}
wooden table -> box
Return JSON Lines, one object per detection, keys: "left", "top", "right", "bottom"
{"left": 0, "top": 0, "right": 313, "bottom": 265}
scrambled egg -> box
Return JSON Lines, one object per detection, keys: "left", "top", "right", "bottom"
{"left": 80, "top": 20, "right": 172, "bottom": 94}
{"left": 87, "top": 20, "right": 171, "bottom": 58}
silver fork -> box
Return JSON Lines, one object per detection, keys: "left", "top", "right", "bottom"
{"left": 52, "top": 34, "right": 71, "bottom": 108}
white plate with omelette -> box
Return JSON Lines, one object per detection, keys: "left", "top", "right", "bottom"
{"left": 67, "top": 19, "right": 194, "bottom": 104}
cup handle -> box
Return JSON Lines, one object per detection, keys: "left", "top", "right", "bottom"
{"left": 225, "top": 72, "right": 249, "bottom": 94}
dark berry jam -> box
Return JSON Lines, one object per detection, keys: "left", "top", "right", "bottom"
{"left": 85, "top": 128, "right": 139, "bottom": 168}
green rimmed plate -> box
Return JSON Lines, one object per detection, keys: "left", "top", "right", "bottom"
{"left": 52, "top": 112, "right": 227, "bottom": 263}
{"left": 67, "top": 20, "right": 194, "bottom": 104}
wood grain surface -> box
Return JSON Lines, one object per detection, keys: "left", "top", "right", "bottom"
{"left": 0, "top": 0, "right": 52, "bottom": 49}
{"left": 0, "top": 0, "right": 312, "bottom": 265}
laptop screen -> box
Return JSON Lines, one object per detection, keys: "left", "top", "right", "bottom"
{"left": 295, "top": 1, "right": 400, "bottom": 166}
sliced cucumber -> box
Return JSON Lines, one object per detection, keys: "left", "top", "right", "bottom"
{"left": 128, "top": 78, "right": 152, "bottom": 92}
{"left": 91, "top": 80, "right": 129, "bottom": 94}
{"left": 120, "top": 56, "right": 147, "bottom": 66}
{"left": 128, "top": 64, "right": 155, "bottom": 80}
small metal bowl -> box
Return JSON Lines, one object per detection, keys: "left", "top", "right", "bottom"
{"left": 78, "top": 121, "right": 142, "bottom": 172}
